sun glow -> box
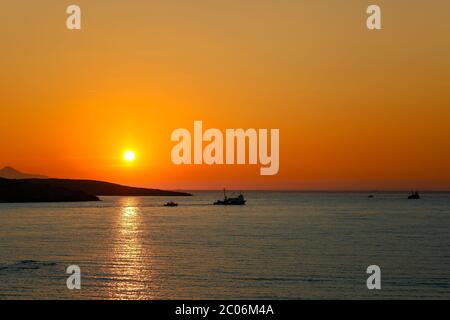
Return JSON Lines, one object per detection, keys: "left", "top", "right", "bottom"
{"left": 124, "top": 150, "right": 136, "bottom": 162}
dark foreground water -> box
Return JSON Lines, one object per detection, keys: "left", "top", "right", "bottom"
{"left": 0, "top": 192, "right": 449, "bottom": 299}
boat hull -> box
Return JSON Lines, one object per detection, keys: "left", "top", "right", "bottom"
{"left": 213, "top": 200, "right": 246, "bottom": 205}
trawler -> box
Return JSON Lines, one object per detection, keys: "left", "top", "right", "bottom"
{"left": 214, "top": 189, "right": 246, "bottom": 205}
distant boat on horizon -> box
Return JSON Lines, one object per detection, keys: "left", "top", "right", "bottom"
{"left": 408, "top": 191, "right": 421, "bottom": 200}
{"left": 164, "top": 201, "right": 178, "bottom": 207}
{"left": 214, "top": 189, "right": 246, "bottom": 205}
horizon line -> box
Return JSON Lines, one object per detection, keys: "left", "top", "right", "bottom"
{"left": 172, "top": 189, "right": 450, "bottom": 193}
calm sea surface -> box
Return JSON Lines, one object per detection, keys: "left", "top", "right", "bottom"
{"left": 0, "top": 192, "right": 449, "bottom": 299}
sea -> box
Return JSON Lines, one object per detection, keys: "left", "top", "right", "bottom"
{"left": 0, "top": 191, "right": 449, "bottom": 299}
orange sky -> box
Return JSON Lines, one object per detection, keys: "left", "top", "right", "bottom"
{"left": 1, "top": 1, "right": 450, "bottom": 190}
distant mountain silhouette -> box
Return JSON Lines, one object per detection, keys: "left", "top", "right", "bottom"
{"left": 0, "top": 166, "right": 48, "bottom": 179}
{"left": 0, "top": 178, "right": 99, "bottom": 203}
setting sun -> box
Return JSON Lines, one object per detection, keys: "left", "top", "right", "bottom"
{"left": 124, "top": 151, "right": 136, "bottom": 162}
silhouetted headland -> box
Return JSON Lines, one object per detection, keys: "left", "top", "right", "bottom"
{"left": 0, "top": 175, "right": 191, "bottom": 203}
{"left": 23, "top": 179, "right": 192, "bottom": 197}
{"left": 0, "top": 178, "right": 99, "bottom": 203}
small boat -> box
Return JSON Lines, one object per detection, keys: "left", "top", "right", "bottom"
{"left": 214, "top": 189, "right": 246, "bottom": 206}
{"left": 408, "top": 191, "right": 420, "bottom": 200}
{"left": 164, "top": 201, "right": 178, "bottom": 207}
{"left": 368, "top": 195, "right": 374, "bottom": 198}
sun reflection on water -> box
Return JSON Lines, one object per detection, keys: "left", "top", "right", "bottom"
{"left": 106, "top": 197, "right": 156, "bottom": 299}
